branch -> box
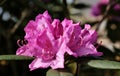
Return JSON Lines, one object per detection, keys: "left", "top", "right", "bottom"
{"left": 10, "top": 9, "right": 29, "bottom": 35}
{"left": 96, "top": 1, "right": 116, "bottom": 31}
{"left": 63, "top": 0, "right": 70, "bottom": 19}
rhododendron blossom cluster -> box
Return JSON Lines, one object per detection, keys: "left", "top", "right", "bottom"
{"left": 16, "top": 11, "right": 102, "bottom": 71}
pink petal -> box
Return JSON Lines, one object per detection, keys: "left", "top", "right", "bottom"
{"left": 81, "top": 24, "right": 97, "bottom": 44}
{"left": 77, "top": 43, "right": 102, "bottom": 56}
{"left": 29, "top": 58, "right": 51, "bottom": 71}
{"left": 52, "top": 19, "right": 63, "bottom": 39}
{"left": 37, "top": 17, "right": 53, "bottom": 32}
{"left": 16, "top": 45, "right": 34, "bottom": 57}
{"left": 51, "top": 41, "right": 73, "bottom": 69}
{"left": 36, "top": 30, "right": 54, "bottom": 49}
{"left": 62, "top": 18, "right": 73, "bottom": 29}
{"left": 24, "top": 20, "right": 37, "bottom": 39}
{"left": 35, "top": 10, "right": 52, "bottom": 23}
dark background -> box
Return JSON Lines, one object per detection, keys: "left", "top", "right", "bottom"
{"left": 0, "top": 0, "right": 120, "bottom": 76}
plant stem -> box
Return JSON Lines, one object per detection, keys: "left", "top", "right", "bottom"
{"left": 77, "top": 63, "right": 81, "bottom": 76}
{"left": 63, "top": 0, "right": 70, "bottom": 19}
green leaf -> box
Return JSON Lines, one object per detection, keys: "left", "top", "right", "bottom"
{"left": 88, "top": 60, "right": 120, "bottom": 69}
{"left": 67, "top": 62, "right": 77, "bottom": 75}
{"left": 46, "top": 69, "right": 60, "bottom": 76}
{"left": 0, "top": 55, "right": 34, "bottom": 60}
{"left": 46, "top": 69, "right": 74, "bottom": 76}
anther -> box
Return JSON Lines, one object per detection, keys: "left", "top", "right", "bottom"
{"left": 17, "top": 39, "right": 22, "bottom": 47}
{"left": 17, "top": 39, "right": 28, "bottom": 47}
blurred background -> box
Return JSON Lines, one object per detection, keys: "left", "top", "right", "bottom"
{"left": 0, "top": 0, "right": 120, "bottom": 76}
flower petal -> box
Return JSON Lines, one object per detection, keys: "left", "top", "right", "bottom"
{"left": 29, "top": 58, "right": 51, "bottom": 71}
{"left": 77, "top": 43, "right": 102, "bottom": 56}
{"left": 24, "top": 20, "right": 37, "bottom": 40}
{"left": 52, "top": 19, "right": 63, "bottom": 39}
{"left": 16, "top": 45, "right": 34, "bottom": 57}
{"left": 35, "top": 10, "right": 52, "bottom": 23}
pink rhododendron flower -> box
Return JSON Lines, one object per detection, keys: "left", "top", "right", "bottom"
{"left": 16, "top": 11, "right": 102, "bottom": 71}
{"left": 62, "top": 19, "right": 102, "bottom": 57}
{"left": 91, "top": 0, "right": 109, "bottom": 16}
{"left": 17, "top": 11, "right": 66, "bottom": 71}
{"left": 91, "top": 0, "right": 120, "bottom": 21}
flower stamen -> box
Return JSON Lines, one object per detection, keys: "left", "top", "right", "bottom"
{"left": 17, "top": 39, "right": 28, "bottom": 47}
